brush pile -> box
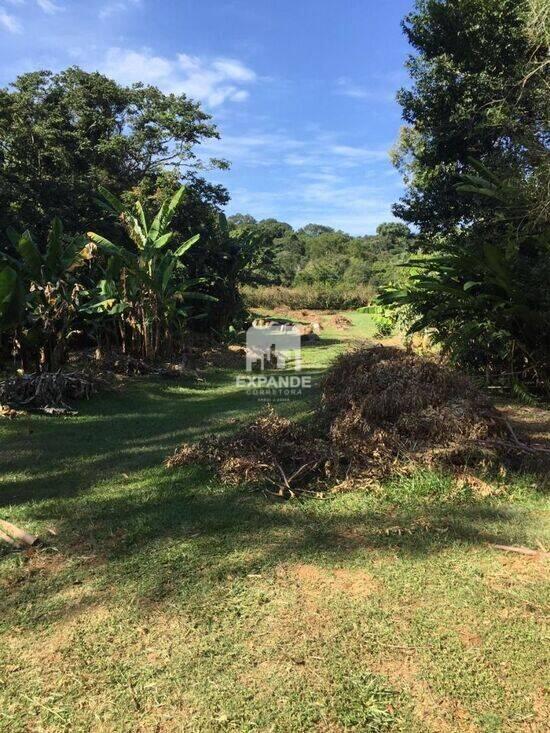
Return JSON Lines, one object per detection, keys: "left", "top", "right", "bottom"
{"left": 168, "top": 409, "right": 331, "bottom": 492}
{"left": 167, "top": 346, "right": 520, "bottom": 495}
{"left": 83, "top": 351, "right": 184, "bottom": 377}
{"left": 0, "top": 371, "right": 104, "bottom": 414}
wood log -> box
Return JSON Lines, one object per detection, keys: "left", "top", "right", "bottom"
{"left": 0, "top": 519, "right": 38, "bottom": 547}
{"left": 0, "top": 528, "right": 17, "bottom": 546}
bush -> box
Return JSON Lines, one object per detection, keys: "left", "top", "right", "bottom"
{"left": 241, "top": 284, "right": 375, "bottom": 310}
{"left": 381, "top": 163, "right": 550, "bottom": 395}
{"left": 358, "top": 305, "right": 396, "bottom": 338}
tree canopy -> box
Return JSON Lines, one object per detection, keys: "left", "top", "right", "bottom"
{"left": 392, "top": 0, "right": 549, "bottom": 238}
{"left": 0, "top": 67, "right": 228, "bottom": 240}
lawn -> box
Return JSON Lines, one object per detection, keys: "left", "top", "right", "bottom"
{"left": 0, "top": 315, "right": 548, "bottom": 732}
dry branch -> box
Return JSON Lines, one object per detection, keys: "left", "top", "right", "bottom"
{"left": 0, "top": 371, "right": 105, "bottom": 413}
{"left": 167, "top": 346, "right": 524, "bottom": 495}
{"left": 490, "top": 543, "right": 549, "bottom": 557}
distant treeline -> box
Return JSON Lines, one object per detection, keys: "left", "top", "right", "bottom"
{"left": 227, "top": 216, "right": 414, "bottom": 306}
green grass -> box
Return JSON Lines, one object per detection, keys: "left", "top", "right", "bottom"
{"left": 0, "top": 314, "right": 548, "bottom": 732}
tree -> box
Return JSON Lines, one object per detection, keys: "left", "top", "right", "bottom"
{"left": 375, "top": 223, "right": 412, "bottom": 250}
{"left": 381, "top": 162, "right": 550, "bottom": 393}
{"left": 225, "top": 217, "right": 295, "bottom": 287}
{"left": 227, "top": 213, "right": 257, "bottom": 228}
{"left": 298, "top": 223, "right": 334, "bottom": 238}
{"left": 273, "top": 232, "right": 307, "bottom": 285}
{"left": 385, "top": 0, "right": 550, "bottom": 391}
{"left": 391, "top": 0, "right": 548, "bottom": 239}
{"left": 0, "top": 68, "right": 228, "bottom": 240}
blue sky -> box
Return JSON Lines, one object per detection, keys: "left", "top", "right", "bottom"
{"left": 0, "top": 0, "right": 414, "bottom": 234}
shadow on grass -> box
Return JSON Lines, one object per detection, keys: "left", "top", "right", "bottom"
{"left": 0, "top": 368, "right": 321, "bottom": 508}
{"left": 0, "top": 355, "right": 545, "bottom": 627}
{"left": 0, "top": 452, "right": 536, "bottom": 628}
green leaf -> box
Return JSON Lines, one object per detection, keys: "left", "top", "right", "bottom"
{"left": 87, "top": 232, "right": 132, "bottom": 264}
{"left": 482, "top": 243, "right": 512, "bottom": 289}
{"left": 161, "top": 259, "right": 176, "bottom": 293}
{"left": 467, "top": 157, "right": 502, "bottom": 185}
{"left": 0, "top": 264, "right": 23, "bottom": 329}
{"left": 148, "top": 200, "right": 170, "bottom": 242}
{"left": 167, "top": 186, "right": 186, "bottom": 216}
{"left": 0, "top": 264, "right": 17, "bottom": 307}
{"left": 97, "top": 186, "right": 125, "bottom": 214}
{"left": 134, "top": 201, "right": 149, "bottom": 234}
{"left": 179, "top": 291, "right": 218, "bottom": 303}
{"left": 153, "top": 232, "right": 174, "bottom": 249}
{"left": 124, "top": 213, "right": 147, "bottom": 250}
{"left": 173, "top": 233, "right": 200, "bottom": 257}
{"left": 16, "top": 230, "right": 42, "bottom": 279}
{"left": 6, "top": 226, "right": 21, "bottom": 249}
{"left": 456, "top": 184, "right": 502, "bottom": 199}
{"left": 45, "top": 217, "right": 63, "bottom": 274}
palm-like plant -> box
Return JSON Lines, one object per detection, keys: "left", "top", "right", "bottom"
{"left": 0, "top": 219, "right": 92, "bottom": 369}
{"left": 86, "top": 186, "right": 213, "bottom": 360}
{"left": 380, "top": 161, "right": 550, "bottom": 394}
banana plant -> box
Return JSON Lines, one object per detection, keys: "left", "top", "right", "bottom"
{"left": 86, "top": 186, "right": 214, "bottom": 360}
{"left": 0, "top": 219, "right": 93, "bottom": 369}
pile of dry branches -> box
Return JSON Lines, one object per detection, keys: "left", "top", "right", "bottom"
{"left": 167, "top": 346, "right": 528, "bottom": 495}
{"left": 0, "top": 371, "right": 104, "bottom": 413}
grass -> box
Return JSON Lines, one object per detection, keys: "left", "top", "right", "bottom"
{"left": 0, "top": 313, "right": 548, "bottom": 732}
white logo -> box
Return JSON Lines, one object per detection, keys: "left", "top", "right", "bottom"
{"left": 245, "top": 321, "right": 302, "bottom": 372}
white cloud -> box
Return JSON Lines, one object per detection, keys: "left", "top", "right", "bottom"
{"left": 0, "top": 0, "right": 62, "bottom": 31}
{"left": 0, "top": 8, "right": 22, "bottom": 32}
{"left": 96, "top": 47, "right": 256, "bottom": 107}
{"left": 204, "top": 129, "right": 400, "bottom": 233}
{"left": 336, "top": 77, "right": 395, "bottom": 103}
{"left": 201, "top": 132, "right": 303, "bottom": 167}
{"left": 226, "top": 179, "right": 399, "bottom": 235}
{"left": 211, "top": 58, "right": 256, "bottom": 83}
{"left": 99, "top": 0, "right": 141, "bottom": 20}
{"left": 231, "top": 89, "right": 249, "bottom": 102}
{"left": 336, "top": 77, "right": 370, "bottom": 99}
{"left": 204, "top": 130, "right": 389, "bottom": 171}
{"left": 36, "top": 0, "right": 62, "bottom": 13}
{"left": 330, "top": 144, "right": 389, "bottom": 163}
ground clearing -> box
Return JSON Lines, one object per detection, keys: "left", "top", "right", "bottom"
{"left": 0, "top": 313, "right": 548, "bottom": 732}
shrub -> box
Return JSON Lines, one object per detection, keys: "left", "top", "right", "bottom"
{"left": 358, "top": 305, "right": 396, "bottom": 338}
{"left": 241, "top": 283, "right": 375, "bottom": 310}
{"left": 0, "top": 219, "right": 93, "bottom": 370}
{"left": 381, "top": 162, "right": 550, "bottom": 395}
{"left": 85, "top": 186, "right": 212, "bottom": 361}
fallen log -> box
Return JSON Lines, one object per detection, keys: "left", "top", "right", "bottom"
{"left": 0, "top": 519, "right": 38, "bottom": 547}
{"left": 0, "top": 528, "right": 17, "bottom": 546}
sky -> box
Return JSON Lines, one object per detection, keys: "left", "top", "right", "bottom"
{"left": 0, "top": 0, "right": 415, "bottom": 234}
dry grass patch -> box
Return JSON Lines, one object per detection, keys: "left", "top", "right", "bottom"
{"left": 374, "top": 655, "right": 477, "bottom": 733}
{"left": 285, "top": 562, "right": 380, "bottom": 598}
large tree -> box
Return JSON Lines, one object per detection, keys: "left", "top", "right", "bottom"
{"left": 387, "top": 0, "right": 550, "bottom": 390}
{"left": 392, "top": 0, "right": 548, "bottom": 239}
{"left": 0, "top": 67, "right": 228, "bottom": 240}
